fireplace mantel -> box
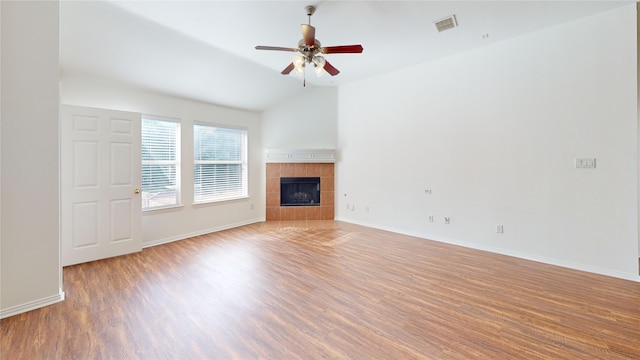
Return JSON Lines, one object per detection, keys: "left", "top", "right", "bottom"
{"left": 265, "top": 149, "right": 335, "bottom": 163}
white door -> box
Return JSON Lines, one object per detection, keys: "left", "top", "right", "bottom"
{"left": 61, "top": 105, "right": 142, "bottom": 266}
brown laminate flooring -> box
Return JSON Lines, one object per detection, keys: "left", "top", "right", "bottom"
{"left": 2, "top": 220, "right": 640, "bottom": 359}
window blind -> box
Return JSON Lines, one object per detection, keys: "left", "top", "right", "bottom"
{"left": 194, "top": 124, "right": 247, "bottom": 203}
{"left": 141, "top": 117, "right": 180, "bottom": 210}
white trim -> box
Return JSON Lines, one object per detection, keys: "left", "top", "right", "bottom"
{"left": 142, "top": 113, "right": 180, "bottom": 123}
{"left": 0, "top": 290, "right": 65, "bottom": 319}
{"left": 142, "top": 218, "right": 265, "bottom": 248}
{"left": 336, "top": 217, "right": 640, "bottom": 283}
{"left": 58, "top": 89, "right": 65, "bottom": 312}
{"left": 193, "top": 120, "right": 248, "bottom": 131}
{"left": 193, "top": 195, "right": 249, "bottom": 207}
{"left": 266, "top": 149, "right": 336, "bottom": 163}
{"left": 142, "top": 204, "right": 185, "bottom": 215}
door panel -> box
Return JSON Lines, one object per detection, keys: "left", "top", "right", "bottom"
{"left": 111, "top": 142, "right": 132, "bottom": 185}
{"left": 72, "top": 201, "right": 99, "bottom": 248}
{"left": 74, "top": 141, "right": 99, "bottom": 187}
{"left": 62, "top": 105, "right": 142, "bottom": 266}
{"left": 110, "top": 198, "right": 133, "bottom": 242}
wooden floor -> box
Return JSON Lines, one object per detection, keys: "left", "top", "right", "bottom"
{"left": 2, "top": 221, "right": 640, "bottom": 359}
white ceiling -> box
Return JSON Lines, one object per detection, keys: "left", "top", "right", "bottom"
{"left": 60, "top": 1, "right": 633, "bottom": 112}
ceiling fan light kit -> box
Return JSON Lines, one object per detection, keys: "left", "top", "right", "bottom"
{"left": 255, "top": 4, "right": 363, "bottom": 86}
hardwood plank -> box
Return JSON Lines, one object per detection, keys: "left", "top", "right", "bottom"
{"left": 1, "top": 221, "right": 639, "bottom": 359}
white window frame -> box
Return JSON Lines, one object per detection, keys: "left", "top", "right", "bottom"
{"left": 141, "top": 115, "right": 181, "bottom": 211}
{"left": 193, "top": 122, "right": 248, "bottom": 204}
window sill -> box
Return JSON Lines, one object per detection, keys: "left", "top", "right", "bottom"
{"left": 142, "top": 204, "right": 184, "bottom": 215}
{"left": 193, "top": 195, "right": 249, "bottom": 207}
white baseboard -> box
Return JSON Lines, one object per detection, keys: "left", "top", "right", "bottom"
{"left": 142, "top": 217, "right": 265, "bottom": 248}
{"left": 1, "top": 290, "right": 65, "bottom": 319}
{"left": 336, "top": 217, "right": 640, "bottom": 283}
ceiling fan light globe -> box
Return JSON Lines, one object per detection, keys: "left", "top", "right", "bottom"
{"left": 293, "top": 55, "right": 306, "bottom": 76}
{"left": 313, "top": 56, "right": 326, "bottom": 77}
{"left": 312, "top": 55, "right": 325, "bottom": 67}
{"left": 293, "top": 55, "right": 305, "bottom": 66}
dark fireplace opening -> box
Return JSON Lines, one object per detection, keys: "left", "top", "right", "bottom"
{"left": 280, "top": 177, "right": 320, "bottom": 206}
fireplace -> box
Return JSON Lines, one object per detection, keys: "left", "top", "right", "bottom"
{"left": 266, "top": 162, "right": 334, "bottom": 220}
{"left": 280, "top": 177, "right": 320, "bottom": 206}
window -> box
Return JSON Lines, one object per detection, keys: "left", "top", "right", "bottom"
{"left": 141, "top": 116, "right": 181, "bottom": 210}
{"left": 194, "top": 124, "right": 247, "bottom": 203}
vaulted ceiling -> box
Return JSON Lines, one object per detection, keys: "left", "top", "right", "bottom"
{"left": 60, "top": 1, "right": 633, "bottom": 112}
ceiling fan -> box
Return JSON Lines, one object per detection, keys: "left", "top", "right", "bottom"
{"left": 255, "top": 5, "right": 363, "bottom": 85}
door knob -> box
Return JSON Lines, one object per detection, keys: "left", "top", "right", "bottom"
{"left": 134, "top": 188, "right": 141, "bottom": 194}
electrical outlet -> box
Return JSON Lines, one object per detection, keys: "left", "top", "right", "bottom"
{"left": 428, "top": 215, "right": 434, "bottom": 223}
{"left": 444, "top": 217, "right": 450, "bottom": 224}
{"left": 575, "top": 158, "right": 596, "bottom": 169}
{"left": 496, "top": 225, "right": 504, "bottom": 233}
{"left": 424, "top": 189, "right": 432, "bottom": 194}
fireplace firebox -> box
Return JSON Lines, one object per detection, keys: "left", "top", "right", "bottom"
{"left": 280, "top": 177, "right": 320, "bottom": 206}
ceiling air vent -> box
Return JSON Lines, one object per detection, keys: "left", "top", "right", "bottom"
{"left": 434, "top": 15, "right": 457, "bottom": 32}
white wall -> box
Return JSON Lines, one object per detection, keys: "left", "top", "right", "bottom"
{"left": 1, "top": 1, "right": 64, "bottom": 317}
{"left": 262, "top": 86, "right": 338, "bottom": 150}
{"left": 61, "top": 75, "right": 263, "bottom": 246}
{"left": 336, "top": 5, "right": 639, "bottom": 281}
{"left": 637, "top": 3, "right": 640, "bottom": 261}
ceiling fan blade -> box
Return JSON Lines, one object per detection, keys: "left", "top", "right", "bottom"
{"left": 281, "top": 63, "right": 295, "bottom": 75}
{"left": 323, "top": 61, "right": 340, "bottom": 76}
{"left": 301, "top": 24, "right": 316, "bottom": 46}
{"left": 321, "top": 45, "right": 364, "bottom": 54}
{"left": 255, "top": 46, "right": 298, "bottom": 52}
